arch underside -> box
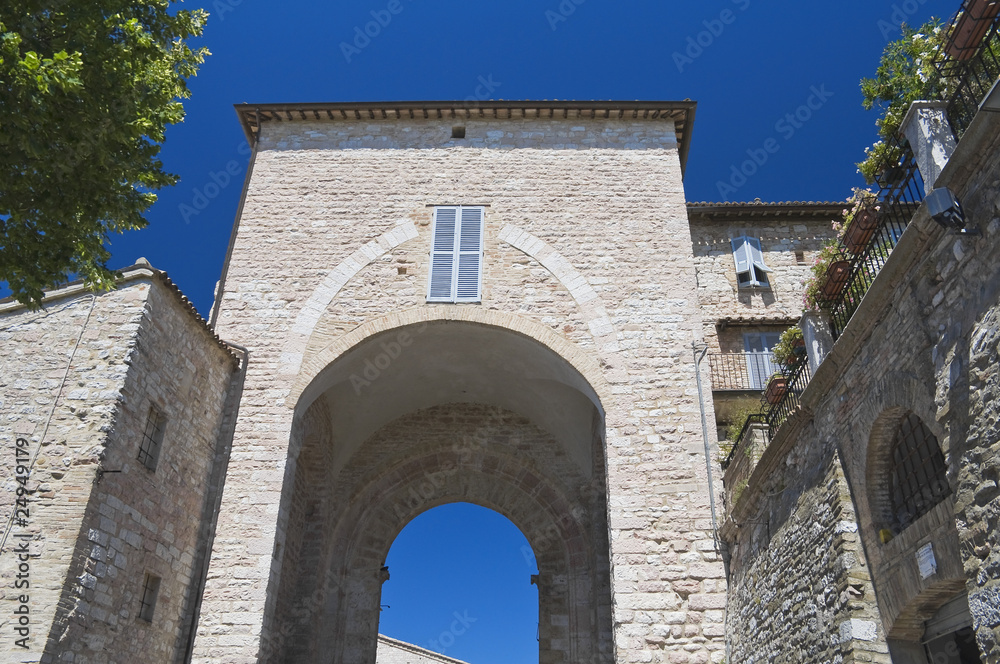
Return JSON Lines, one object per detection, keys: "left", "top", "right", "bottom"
{"left": 264, "top": 321, "right": 615, "bottom": 663}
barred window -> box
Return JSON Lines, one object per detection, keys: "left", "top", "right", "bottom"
{"left": 889, "top": 412, "right": 950, "bottom": 532}
{"left": 138, "top": 405, "right": 167, "bottom": 471}
{"left": 138, "top": 573, "right": 161, "bottom": 622}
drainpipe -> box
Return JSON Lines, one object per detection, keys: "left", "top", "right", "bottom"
{"left": 692, "top": 342, "right": 721, "bottom": 554}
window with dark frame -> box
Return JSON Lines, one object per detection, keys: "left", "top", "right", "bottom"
{"left": 889, "top": 412, "right": 951, "bottom": 533}
{"left": 138, "top": 573, "right": 161, "bottom": 622}
{"left": 138, "top": 405, "right": 167, "bottom": 471}
{"left": 731, "top": 236, "right": 771, "bottom": 288}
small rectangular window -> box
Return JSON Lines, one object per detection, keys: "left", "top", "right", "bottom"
{"left": 731, "top": 236, "right": 771, "bottom": 288}
{"left": 138, "top": 405, "right": 167, "bottom": 471}
{"left": 427, "top": 206, "right": 484, "bottom": 303}
{"left": 138, "top": 573, "right": 161, "bottom": 622}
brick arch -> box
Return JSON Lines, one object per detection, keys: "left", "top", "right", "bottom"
{"left": 858, "top": 372, "right": 950, "bottom": 531}
{"left": 332, "top": 448, "right": 593, "bottom": 663}
{"left": 289, "top": 306, "right": 612, "bottom": 410}
{"left": 269, "top": 403, "right": 611, "bottom": 664}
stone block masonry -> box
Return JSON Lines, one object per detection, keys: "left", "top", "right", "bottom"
{"left": 0, "top": 270, "right": 240, "bottom": 664}
{"left": 194, "top": 103, "right": 726, "bottom": 663}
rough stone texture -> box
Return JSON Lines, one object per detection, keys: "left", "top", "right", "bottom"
{"left": 724, "top": 424, "right": 888, "bottom": 664}
{"left": 688, "top": 208, "right": 838, "bottom": 355}
{"left": 719, "top": 111, "right": 1000, "bottom": 662}
{"left": 375, "top": 634, "right": 471, "bottom": 664}
{"left": 0, "top": 274, "right": 240, "bottom": 663}
{"left": 195, "top": 112, "right": 726, "bottom": 663}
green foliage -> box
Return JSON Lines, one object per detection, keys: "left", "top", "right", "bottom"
{"left": 771, "top": 325, "right": 804, "bottom": 369}
{"left": 857, "top": 19, "right": 947, "bottom": 183}
{"left": 724, "top": 399, "right": 761, "bottom": 444}
{"left": 802, "top": 240, "right": 849, "bottom": 312}
{"left": 0, "top": 1, "right": 209, "bottom": 306}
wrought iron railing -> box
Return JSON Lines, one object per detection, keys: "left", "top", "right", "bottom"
{"left": 721, "top": 356, "right": 813, "bottom": 469}
{"left": 708, "top": 352, "right": 777, "bottom": 391}
{"left": 937, "top": 2, "right": 1000, "bottom": 139}
{"left": 723, "top": 0, "right": 1000, "bottom": 473}
{"left": 827, "top": 138, "right": 924, "bottom": 340}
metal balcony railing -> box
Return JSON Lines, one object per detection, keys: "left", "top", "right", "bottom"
{"left": 937, "top": 2, "right": 1000, "bottom": 139}
{"left": 708, "top": 352, "right": 777, "bottom": 391}
{"left": 826, "top": 138, "right": 924, "bottom": 340}
{"left": 721, "top": 356, "right": 814, "bottom": 469}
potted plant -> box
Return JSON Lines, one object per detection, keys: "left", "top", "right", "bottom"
{"left": 772, "top": 326, "right": 805, "bottom": 370}
{"left": 764, "top": 373, "right": 789, "bottom": 405}
{"left": 838, "top": 188, "right": 881, "bottom": 254}
{"left": 803, "top": 241, "right": 851, "bottom": 311}
{"left": 857, "top": 20, "right": 950, "bottom": 184}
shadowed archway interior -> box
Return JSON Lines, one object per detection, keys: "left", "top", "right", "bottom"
{"left": 262, "top": 321, "right": 615, "bottom": 663}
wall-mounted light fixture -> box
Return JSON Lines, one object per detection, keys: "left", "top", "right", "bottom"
{"left": 926, "top": 187, "right": 979, "bottom": 235}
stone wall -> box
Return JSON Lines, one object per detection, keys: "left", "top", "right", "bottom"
{"left": 720, "top": 110, "right": 1000, "bottom": 661}
{"left": 688, "top": 207, "right": 838, "bottom": 354}
{"left": 0, "top": 272, "right": 240, "bottom": 663}
{"left": 375, "top": 634, "right": 470, "bottom": 664}
{"left": 195, "top": 108, "right": 726, "bottom": 663}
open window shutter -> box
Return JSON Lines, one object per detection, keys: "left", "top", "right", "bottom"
{"left": 731, "top": 237, "right": 751, "bottom": 274}
{"left": 428, "top": 208, "right": 457, "bottom": 301}
{"left": 455, "top": 207, "right": 484, "bottom": 301}
{"left": 748, "top": 237, "right": 771, "bottom": 272}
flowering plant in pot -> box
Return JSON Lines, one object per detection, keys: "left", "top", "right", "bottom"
{"left": 857, "top": 20, "right": 949, "bottom": 184}
{"left": 835, "top": 188, "right": 881, "bottom": 254}
{"left": 771, "top": 325, "right": 805, "bottom": 370}
{"left": 803, "top": 241, "right": 851, "bottom": 311}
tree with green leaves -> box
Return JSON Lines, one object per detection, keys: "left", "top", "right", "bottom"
{"left": 857, "top": 19, "right": 947, "bottom": 183}
{"left": 0, "top": 1, "right": 208, "bottom": 306}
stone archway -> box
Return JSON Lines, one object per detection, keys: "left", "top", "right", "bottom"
{"left": 261, "top": 320, "right": 614, "bottom": 663}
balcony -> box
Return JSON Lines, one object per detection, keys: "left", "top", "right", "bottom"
{"left": 708, "top": 352, "right": 778, "bottom": 391}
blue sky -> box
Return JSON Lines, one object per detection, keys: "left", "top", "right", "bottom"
{"left": 31, "top": 0, "right": 963, "bottom": 661}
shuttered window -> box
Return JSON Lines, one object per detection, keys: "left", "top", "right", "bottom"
{"left": 731, "top": 236, "right": 771, "bottom": 288}
{"left": 427, "top": 206, "right": 484, "bottom": 302}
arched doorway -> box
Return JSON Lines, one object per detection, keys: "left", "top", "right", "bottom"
{"left": 378, "top": 502, "right": 539, "bottom": 663}
{"left": 261, "top": 321, "right": 614, "bottom": 663}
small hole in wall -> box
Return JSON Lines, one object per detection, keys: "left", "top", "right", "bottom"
{"left": 795, "top": 251, "right": 806, "bottom": 264}
{"left": 397, "top": 266, "right": 407, "bottom": 275}
{"left": 452, "top": 126, "right": 466, "bottom": 139}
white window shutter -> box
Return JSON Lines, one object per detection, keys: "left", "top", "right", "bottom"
{"left": 731, "top": 237, "right": 751, "bottom": 274}
{"left": 428, "top": 208, "right": 457, "bottom": 301}
{"left": 456, "top": 207, "right": 484, "bottom": 302}
{"left": 428, "top": 206, "right": 483, "bottom": 303}
{"left": 747, "top": 237, "right": 771, "bottom": 272}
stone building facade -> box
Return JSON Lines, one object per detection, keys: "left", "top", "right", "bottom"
{"left": 0, "top": 89, "right": 998, "bottom": 664}
{"left": 717, "top": 93, "right": 1000, "bottom": 663}
{"left": 189, "top": 100, "right": 726, "bottom": 664}
{"left": 0, "top": 265, "right": 244, "bottom": 663}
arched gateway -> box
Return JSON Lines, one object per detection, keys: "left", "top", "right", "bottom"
{"left": 192, "top": 101, "right": 724, "bottom": 664}
{"left": 270, "top": 320, "right": 611, "bottom": 662}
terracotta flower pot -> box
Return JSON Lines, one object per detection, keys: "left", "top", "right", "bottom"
{"left": 764, "top": 375, "right": 788, "bottom": 405}
{"left": 946, "top": 0, "right": 1000, "bottom": 60}
{"left": 820, "top": 260, "right": 852, "bottom": 301}
{"left": 844, "top": 207, "right": 880, "bottom": 254}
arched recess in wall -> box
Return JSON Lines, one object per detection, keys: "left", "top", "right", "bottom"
{"left": 259, "top": 318, "right": 616, "bottom": 664}
{"left": 863, "top": 402, "right": 967, "bottom": 647}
